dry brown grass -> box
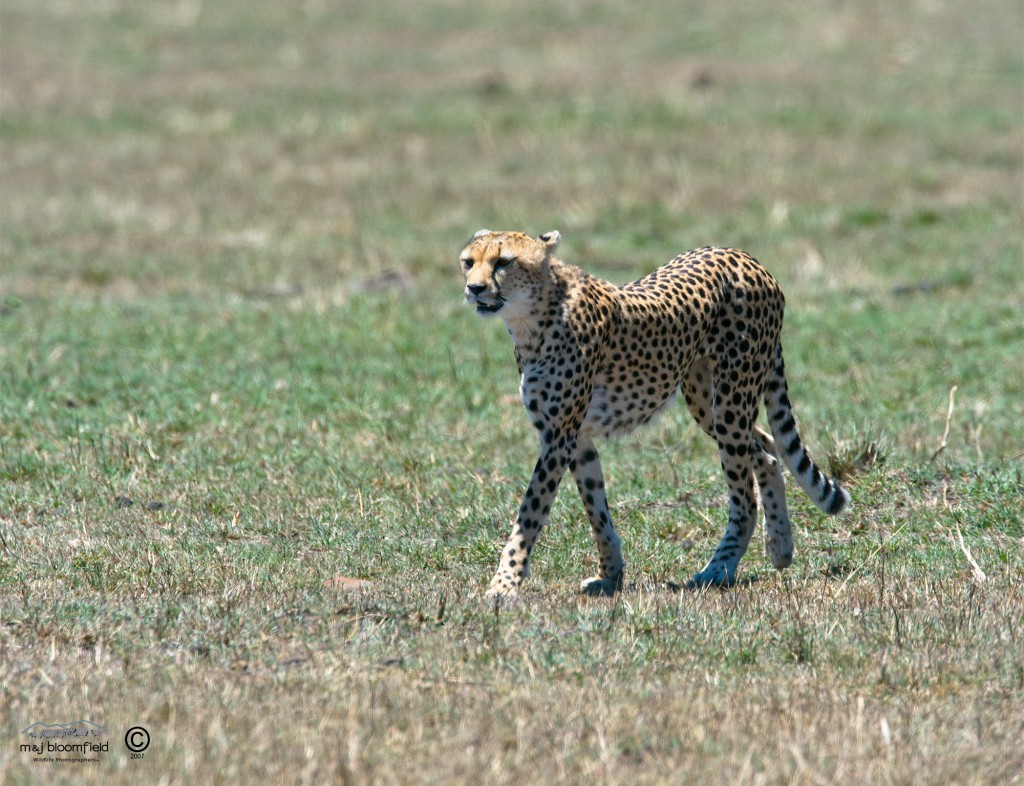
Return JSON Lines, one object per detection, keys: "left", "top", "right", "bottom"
{"left": 3, "top": 567, "right": 1022, "bottom": 784}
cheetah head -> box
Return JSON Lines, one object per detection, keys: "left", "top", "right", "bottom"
{"left": 459, "top": 229, "right": 560, "bottom": 319}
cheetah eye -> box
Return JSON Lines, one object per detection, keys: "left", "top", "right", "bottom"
{"left": 461, "top": 258, "right": 473, "bottom": 270}
{"left": 494, "top": 258, "right": 514, "bottom": 271}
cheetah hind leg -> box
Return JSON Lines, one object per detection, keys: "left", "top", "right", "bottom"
{"left": 680, "top": 361, "right": 793, "bottom": 584}
{"left": 752, "top": 426, "right": 793, "bottom": 569}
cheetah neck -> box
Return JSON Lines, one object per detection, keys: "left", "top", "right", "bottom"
{"left": 500, "top": 261, "right": 572, "bottom": 364}
{"left": 503, "top": 313, "right": 546, "bottom": 361}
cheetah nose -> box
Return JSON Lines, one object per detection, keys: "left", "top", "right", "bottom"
{"left": 466, "top": 283, "right": 487, "bottom": 296}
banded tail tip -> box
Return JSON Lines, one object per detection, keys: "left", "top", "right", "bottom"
{"left": 825, "top": 483, "right": 851, "bottom": 515}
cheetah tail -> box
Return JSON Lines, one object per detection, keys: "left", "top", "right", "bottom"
{"left": 763, "top": 345, "right": 851, "bottom": 516}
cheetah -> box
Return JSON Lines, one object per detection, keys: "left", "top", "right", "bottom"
{"left": 459, "top": 229, "right": 850, "bottom": 598}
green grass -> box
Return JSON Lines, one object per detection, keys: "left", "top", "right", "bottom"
{"left": 1, "top": 0, "right": 1022, "bottom": 783}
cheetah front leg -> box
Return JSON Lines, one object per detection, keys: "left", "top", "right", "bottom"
{"left": 571, "top": 436, "right": 624, "bottom": 597}
{"left": 485, "top": 432, "right": 576, "bottom": 599}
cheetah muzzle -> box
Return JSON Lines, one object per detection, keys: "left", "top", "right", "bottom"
{"left": 474, "top": 297, "right": 505, "bottom": 314}
{"left": 459, "top": 229, "right": 851, "bottom": 599}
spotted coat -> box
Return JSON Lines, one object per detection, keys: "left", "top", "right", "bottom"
{"left": 459, "top": 230, "right": 850, "bottom": 597}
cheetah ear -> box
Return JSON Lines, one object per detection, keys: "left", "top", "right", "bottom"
{"left": 538, "top": 230, "right": 560, "bottom": 250}
{"left": 472, "top": 228, "right": 492, "bottom": 239}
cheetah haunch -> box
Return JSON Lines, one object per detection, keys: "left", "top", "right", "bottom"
{"left": 460, "top": 229, "right": 850, "bottom": 597}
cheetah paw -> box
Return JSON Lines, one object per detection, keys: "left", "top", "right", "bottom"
{"left": 484, "top": 577, "right": 519, "bottom": 604}
{"left": 684, "top": 568, "right": 736, "bottom": 591}
{"left": 580, "top": 574, "right": 623, "bottom": 597}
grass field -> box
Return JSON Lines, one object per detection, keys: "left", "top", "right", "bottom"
{"left": 1, "top": 1, "right": 1022, "bottom": 783}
